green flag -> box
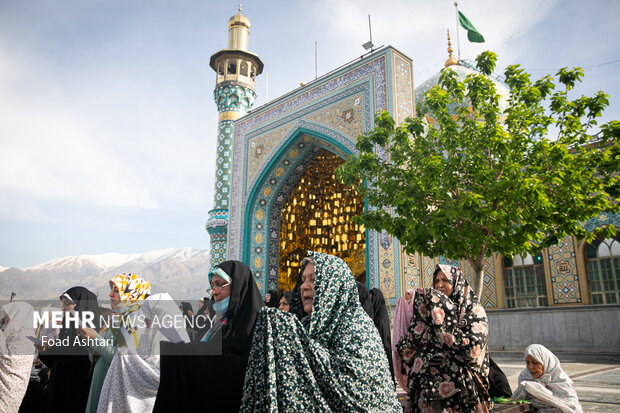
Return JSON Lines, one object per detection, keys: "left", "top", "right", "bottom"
{"left": 458, "top": 11, "right": 485, "bottom": 43}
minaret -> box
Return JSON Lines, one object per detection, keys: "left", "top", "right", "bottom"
{"left": 205, "top": 6, "right": 264, "bottom": 267}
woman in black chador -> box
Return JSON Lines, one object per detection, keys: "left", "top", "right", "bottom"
{"left": 370, "top": 287, "right": 395, "bottom": 384}
{"left": 38, "top": 286, "right": 100, "bottom": 413}
{"left": 153, "top": 260, "right": 263, "bottom": 412}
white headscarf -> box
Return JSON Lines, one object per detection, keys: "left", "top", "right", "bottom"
{"left": 1, "top": 302, "right": 34, "bottom": 351}
{"left": 136, "top": 293, "right": 190, "bottom": 360}
{"left": 96, "top": 293, "right": 190, "bottom": 413}
{"left": 513, "top": 344, "right": 582, "bottom": 413}
{"left": 0, "top": 302, "right": 36, "bottom": 413}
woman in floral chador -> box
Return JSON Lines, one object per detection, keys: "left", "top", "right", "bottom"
{"left": 512, "top": 344, "right": 582, "bottom": 413}
{"left": 397, "top": 264, "right": 491, "bottom": 412}
{"left": 241, "top": 251, "right": 401, "bottom": 412}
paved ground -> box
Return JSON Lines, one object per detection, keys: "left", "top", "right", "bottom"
{"left": 492, "top": 352, "right": 620, "bottom": 413}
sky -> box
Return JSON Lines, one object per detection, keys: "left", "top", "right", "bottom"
{"left": 1, "top": 0, "right": 619, "bottom": 268}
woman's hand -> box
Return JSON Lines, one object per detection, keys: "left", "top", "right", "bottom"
{"left": 77, "top": 327, "right": 98, "bottom": 340}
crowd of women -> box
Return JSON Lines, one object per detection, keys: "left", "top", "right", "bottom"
{"left": 1, "top": 253, "right": 583, "bottom": 412}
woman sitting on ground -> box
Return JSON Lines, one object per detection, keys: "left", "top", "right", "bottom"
{"left": 512, "top": 344, "right": 583, "bottom": 413}
{"left": 397, "top": 264, "right": 491, "bottom": 412}
{"left": 153, "top": 260, "right": 263, "bottom": 412}
{"left": 241, "top": 251, "right": 402, "bottom": 412}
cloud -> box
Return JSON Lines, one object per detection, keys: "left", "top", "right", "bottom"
{"left": 0, "top": 23, "right": 219, "bottom": 220}
{"left": 0, "top": 86, "right": 159, "bottom": 212}
{"left": 0, "top": 0, "right": 618, "bottom": 268}
{"left": 302, "top": 0, "right": 559, "bottom": 79}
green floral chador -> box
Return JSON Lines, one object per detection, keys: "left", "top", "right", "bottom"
{"left": 241, "top": 252, "right": 401, "bottom": 412}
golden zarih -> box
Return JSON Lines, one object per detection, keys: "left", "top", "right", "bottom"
{"left": 278, "top": 149, "right": 366, "bottom": 291}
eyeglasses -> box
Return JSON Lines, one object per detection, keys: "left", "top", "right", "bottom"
{"left": 206, "top": 281, "right": 230, "bottom": 295}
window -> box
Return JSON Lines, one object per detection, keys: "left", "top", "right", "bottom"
{"left": 218, "top": 62, "right": 225, "bottom": 76}
{"left": 586, "top": 237, "right": 620, "bottom": 304}
{"left": 240, "top": 61, "right": 248, "bottom": 76}
{"left": 503, "top": 252, "right": 548, "bottom": 308}
{"left": 227, "top": 60, "right": 237, "bottom": 75}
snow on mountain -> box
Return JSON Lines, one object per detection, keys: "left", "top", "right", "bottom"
{"left": 24, "top": 248, "right": 195, "bottom": 272}
{"left": 0, "top": 248, "right": 211, "bottom": 302}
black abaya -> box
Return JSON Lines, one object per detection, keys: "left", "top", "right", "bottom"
{"left": 356, "top": 281, "right": 375, "bottom": 319}
{"left": 38, "top": 286, "right": 100, "bottom": 413}
{"left": 488, "top": 357, "right": 512, "bottom": 398}
{"left": 370, "top": 288, "right": 395, "bottom": 384}
{"left": 265, "top": 289, "right": 279, "bottom": 308}
{"left": 153, "top": 261, "right": 263, "bottom": 412}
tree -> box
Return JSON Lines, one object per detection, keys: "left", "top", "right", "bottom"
{"left": 337, "top": 51, "right": 620, "bottom": 299}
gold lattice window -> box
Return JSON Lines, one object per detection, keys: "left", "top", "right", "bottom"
{"left": 278, "top": 149, "right": 366, "bottom": 291}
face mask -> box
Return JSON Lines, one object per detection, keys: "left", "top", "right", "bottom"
{"left": 213, "top": 296, "right": 230, "bottom": 316}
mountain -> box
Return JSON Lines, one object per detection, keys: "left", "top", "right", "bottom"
{"left": 0, "top": 248, "right": 211, "bottom": 303}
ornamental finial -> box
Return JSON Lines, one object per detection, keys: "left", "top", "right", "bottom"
{"left": 445, "top": 29, "right": 458, "bottom": 67}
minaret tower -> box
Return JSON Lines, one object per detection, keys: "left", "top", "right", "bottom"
{"left": 205, "top": 6, "right": 263, "bottom": 267}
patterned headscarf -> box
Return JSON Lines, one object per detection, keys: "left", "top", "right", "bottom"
{"left": 397, "top": 264, "right": 491, "bottom": 412}
{"left": 241, "top": 251, "right": 402, "bottom": 412}
{"left": 512, "top": 344, "right": 583, "bottom": 413}
{"left": 103, "top": 273, "right": 150, "bottom": 350}
{"left": 109, "top": 273, "right": 151, "bottom": 315}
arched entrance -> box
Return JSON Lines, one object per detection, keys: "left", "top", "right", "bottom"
{"left": 277, "top": 148, "right": 366, "bottom": 291}
{"left": 241, "top": 129, "right": 377, "bottom": 295}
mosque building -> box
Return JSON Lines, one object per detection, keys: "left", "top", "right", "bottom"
{"left": 205, "top": 8, "right": 620, "bottom": 311}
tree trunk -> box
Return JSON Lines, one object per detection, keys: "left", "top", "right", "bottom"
{"left": 469, "top": 255, "right": 485, "bottom": 300}
{"left": 473, "top": 266, "right": 485, "bottom": 300}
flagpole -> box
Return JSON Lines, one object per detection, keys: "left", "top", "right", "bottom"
{"left": 454, "top": 1, "right": 461, "bottom": 61}
{"left": 315, "top": 41, "right": 318, "bottom": 79}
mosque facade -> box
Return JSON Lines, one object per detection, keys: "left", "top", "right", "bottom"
{"left": 206, "top": 10, "right": 620, "bottom": 310}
